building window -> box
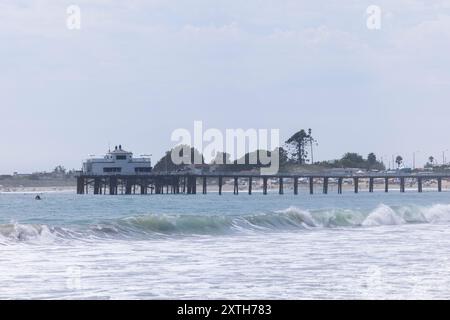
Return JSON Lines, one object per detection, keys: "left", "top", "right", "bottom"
{"left": 103, "top": 167, "right": 122, "bottom": 173}
{"left": 135, "top": 167, "right": 151, "bottom": 173}
{"left": 116, "top": 155, "right": 127, "bottom": 160}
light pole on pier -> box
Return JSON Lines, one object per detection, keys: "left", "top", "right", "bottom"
{"left": 443, "top": 149, "right": 449, "bottom": 166}
{"left": 413, "top": 150, "right": 420, "bottom": 170}
{"left": 381, "top": 155, "right": 388, "bottom": 170}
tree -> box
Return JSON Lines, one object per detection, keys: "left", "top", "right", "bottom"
{"left": 153, "top": 145, "right": 204, "bottom": 172}
{"left": 340, "top": 153, "right": 365, "bottom": 168}
{"left": 367, "top": 153, "right": 377, "bottom": 168}
{"left": 216, "top": 148, "right": 285, "bottom": 172}
{"left": 211, "top": 152, "right": 231, "bottom": 165}
{"left": 396, "top": 155, "right": 403, "bottom": 169}
{"left": 53, "top": 165, "right": 66, "bottom": 174}
{"left": 277, "top": 146, "right": 289, "bottom": 166}
{"left": 429, "top": 156, "right": 435, "bottom": 166}
{"left": 285, "top": 129, "right": 313, "bottom": 164}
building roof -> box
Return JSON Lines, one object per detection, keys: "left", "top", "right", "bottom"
{"left": 108, "top": 145, "right": 132, "bottom": 154}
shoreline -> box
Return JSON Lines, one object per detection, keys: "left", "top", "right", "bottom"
{"left": 0, "top": 186, "right": 76, "bottom": 194}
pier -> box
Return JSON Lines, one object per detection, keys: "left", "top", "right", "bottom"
{"left": 76, "top": 173, "right": 450, "bottom": 195}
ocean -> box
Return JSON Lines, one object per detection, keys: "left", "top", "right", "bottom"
{"left": 1, "top": 191, "right": 450, "bottom": 299}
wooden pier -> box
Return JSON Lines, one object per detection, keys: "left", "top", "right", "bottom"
{"left": 76, "top": 173, "right": 450, "bottom": 195}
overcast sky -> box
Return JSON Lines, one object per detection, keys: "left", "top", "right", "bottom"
{"left": 1, "top": 0, "right": 450, "bottom": 173}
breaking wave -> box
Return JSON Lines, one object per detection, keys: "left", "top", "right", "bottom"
{"left": 2, "top": 203, "right": 450, "bottom": 243}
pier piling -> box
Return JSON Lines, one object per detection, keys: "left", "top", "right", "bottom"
{"left": 125, "top": 179, "right": 133, "bottom": 195}
{"left": 76, "top": 177, "right": 84, "bottom": 194}
{"left": 279, "top": 177, "right": 284, "bottom": 195}
{"left": 109, "top": 177, "right": 117, "bottom": 195}
{"left": 323, "top": 177, "right": 328, "bottom": 194}
{"left": 400, "top": 177, "right": 406, "bottom": 193}
{"left": 263, "top": 177, "right": 268, "bottom": 195}
{"left": 94, "top": 178, "right": 100, "bottom": 195}
{"left": 369, "top": 178, "right": 374, "bottom": 193}
{"left": 202, "top": 177, "right": 207, "bottom": 194}
{"left": 338, "top": 178, "right": 343, "bottom": 194}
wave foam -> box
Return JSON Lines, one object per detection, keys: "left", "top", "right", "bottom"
{"left": 3, "top": 203, "right": 450, "bottom": 243}
{"left": 362, "top": 204, "right": 406, "bottom": 226}
{"left": 0, "top": 222, "right": 56, "bottom": 242}
{"left": 422, "top": 204, "right": 450, "bottom": 223}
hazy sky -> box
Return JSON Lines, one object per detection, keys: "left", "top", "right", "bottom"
{"left": 1, "top": 0, "right": 450, "bottom": 173}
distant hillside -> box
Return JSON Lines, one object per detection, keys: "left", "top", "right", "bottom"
{"left": 0, "top": 173, "right": 76, "bottom": 188}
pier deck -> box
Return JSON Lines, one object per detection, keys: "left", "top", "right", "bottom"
{"left": 76, "top": 172, "right": 450, "bottom": 195}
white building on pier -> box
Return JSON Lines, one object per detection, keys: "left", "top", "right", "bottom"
{"left": 82, "top": 145, "right": 152, "bottom": 175}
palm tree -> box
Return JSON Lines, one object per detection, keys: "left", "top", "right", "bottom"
{"left": 395, "top": 155, "right": 403, "bottom": 169}
{"left": 429, "top": 156, "right": 435, "bottom": 166}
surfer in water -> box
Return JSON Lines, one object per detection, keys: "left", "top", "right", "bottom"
{"left": 35, "top": 195, "right": 41, "bottom": 200}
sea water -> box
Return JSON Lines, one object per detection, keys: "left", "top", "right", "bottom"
{"left": 1, "top": 191, "right": 450, "bottom": 299}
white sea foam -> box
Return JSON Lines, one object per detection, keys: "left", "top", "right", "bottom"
{"left": 421, "top": 204, "right": 450, "bottom": 223}
{"left": 362, "top": 204, "right": 406, "bottom": 226}
{"left": 0, "top": 222, "right": 57, "bottom": 243}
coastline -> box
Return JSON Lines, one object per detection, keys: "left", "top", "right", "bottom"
{"left": 0, "top": 186, "right": 76, "bottom": 194}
